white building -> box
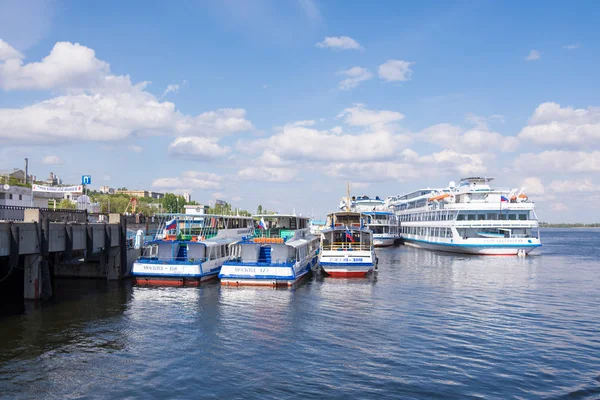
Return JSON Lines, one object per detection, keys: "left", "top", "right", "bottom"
{"left": 0, "top": 185, "right": 48, "bottom": 207}
{"left": 183, "top": 192, "right": 191, "bottom": 202}
{"left": 184, "top": 205, "right": 208, "bottom": 215}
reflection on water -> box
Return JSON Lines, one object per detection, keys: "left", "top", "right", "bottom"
{"left": 1, "top": 229, "right": 599, "bottom": 399}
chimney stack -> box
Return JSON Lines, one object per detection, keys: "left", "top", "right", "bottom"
{"left": 24, "top": 158, "right": 29, "bottom": 185}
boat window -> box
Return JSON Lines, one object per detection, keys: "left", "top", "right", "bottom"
{"left": 467, "top": 214, "right": 476, "bottom": 221}
{"left": 457, "top": 214, "right": 465, "bottom": 221}
{"left": 477, "top": 214, "right": 485, "bottom": 220}
{"left": 519, "top": 213, "right": 527, "bottom": 220}
{"left": 487, "top": 213, "right": 498, "bottom": 220}
{"left": 508, "top": 213, "right": 517, "bottom": 220}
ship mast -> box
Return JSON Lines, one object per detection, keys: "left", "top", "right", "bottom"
{"left": 346, "top": 181, "right": 351, "bottom": 211}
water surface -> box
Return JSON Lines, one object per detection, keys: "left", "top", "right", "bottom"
{"left": 1, "top": 229, "right": 599, "bottom": 399}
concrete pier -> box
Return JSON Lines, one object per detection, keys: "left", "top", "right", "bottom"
{"left": 0, "top": 211, "right": 140, "bottom": 301}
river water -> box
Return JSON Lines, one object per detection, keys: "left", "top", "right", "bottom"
{"left": 1, "top": 229, "right": 599, "bottom": 399}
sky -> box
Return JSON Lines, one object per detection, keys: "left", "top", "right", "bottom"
{"left": 1, "top": 0, "right": 599, "bottom": 222}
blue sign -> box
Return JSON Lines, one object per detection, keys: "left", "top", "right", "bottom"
{"left": 82, "top": 175, "right": 92, "bottom": 185}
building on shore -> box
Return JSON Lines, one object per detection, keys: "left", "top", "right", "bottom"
{"left": 184, "top": 204, "right": 208, "bottom": 215}
{"left": 100, "top": 186, "right": 115, "bottom": 194}
{"left": 0, "top": 168, "right": 35, "bottom": 185}
{"left": 116, "top": 189, "right": 165, "bottom": 200}
{"left": 183, "top": 192, "right": 191, "bottom": 202}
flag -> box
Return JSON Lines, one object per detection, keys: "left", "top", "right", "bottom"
{"left": 258, "top": 217, "right": 267, "bottom": 229}
{"left": 500, "top": 196, "right": 509, "bottom": 203}
{"left": 345, "top": 227, "right": 355, "bottom": 242}
{"left": 165, "top": 218, "right": 177, "bottom": 231}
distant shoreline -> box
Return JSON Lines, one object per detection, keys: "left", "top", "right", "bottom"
{"left": 540, "top": 223, "right": 600, "bottom": 228}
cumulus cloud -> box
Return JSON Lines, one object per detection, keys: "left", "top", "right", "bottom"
{"left": 152, "top": 170, "right": 222, "bottom": 190}
{"left": 515, "top": 150, "right": 600, "bottom": 173}
{"left": 237, "top": 166, "right": 297, "bottom": 182}
{"left": 338, "top": 103, "right": 404, "bottom": 127}
{"left": 41, "top": 155, "right": 62, "bottom": 165}
{"left": 421, "top": 123, "right": 518, "bottom": 152}
{"left": 520, "top": 177, "right": 545, "bottom": 195}
{"left": 0, "top": 41, "right": 110, "bottom": 91}
{"left": 338, "top": 67, "right": 373, "bottom": 90}
{"left": 0, "top": 39, "right": 23, "bottom": 61}
{"left": 525, "top": 50, "right": 541, "bottom": 61}
{"left": 315, "top": 36, "right": 362, "bottom": 50}
{"left": 0, "top": 40, "right": 253, "bottom": 143}
{"left": 548, "top": 178, "right": 600, "bottom": 193}
{"left": 518, "top": 102, "right": 600, "bottom": 147}
{"left": 168, "top": 136, "right": 231, "bottom": 160}
{"left": 378, "top": 59, "right": 414, "bottom": 82}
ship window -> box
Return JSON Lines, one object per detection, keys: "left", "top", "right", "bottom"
{"left": 508, "top": 214, "right": 517, "bottom": 220}
{"left": 499, "top": 214, "right": 507, "bottom": 220}
{"left": 457, "top": 214, "right": 465, "bottom": 221}
{"left": 487, "top": 213, "right": 498, "bottom": 220}
{"left": 8, "top": 194, "right": 12, "bottom": 200}
{"left": 467, "top": 214, "right": 476, "bottom": 220}
{"left": 477, "top": 214, "right": 485, "bottom": 220}
{"left": 519, "top": 213, "right": 527, "bottom": 220}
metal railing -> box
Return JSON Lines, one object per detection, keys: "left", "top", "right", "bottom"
{"left": 0, "top": 205, "right": 88, "bottom": 222}
{"left": 321, "top": 242, "right": 372, "bottom": 251}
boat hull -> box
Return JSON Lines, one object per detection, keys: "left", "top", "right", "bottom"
{"left": 319, "top": 251, "right": 376, "bottom": 277}
{"left": 373, "top": 236, "right": 396, "bottom": 247}
{"left": 219, "top": 255, "right": 317, "bottom": 287}
{"left": 131, "top": 259, "right": 224, "bottom": 286}
{"left": 403, "top": 238, "right": 541, "bottom": 256}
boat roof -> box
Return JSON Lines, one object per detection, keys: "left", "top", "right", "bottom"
{"left": 155, "top": 213, "right": 253, "bottom": 219}
{"left": 253, "top": 214, "right": 308, "bottom": 219}
{"left": 322, "top": 226, "right": 372, "bottom": 233}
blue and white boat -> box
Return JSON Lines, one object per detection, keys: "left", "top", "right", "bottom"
{"left": 219, "top": 214, "right": 320, "bottom": 287}
{"left": 132, "top": 213, "right": 254, "bottom": 286}
{"left": 339, "top": 195, "right": 399, "bottom": 247}
{"left": 388, "top": 177, "right": 542, "bottom": 256}
{"left": 319, "top": 211, "right": 377, "bottom": 277}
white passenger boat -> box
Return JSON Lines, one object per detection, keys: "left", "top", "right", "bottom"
{"left": 219, "top": 214, "right": 320, "bottom": 287}
{"left": 132, "top": 213, "right": 254, "bottom": 286}
{"left": 387, "top": 177, "right": 542, "bottom": 256}
{"left": 318, "top": 211, "right": 377, "bottom": 277}
{"left": 341, "top": 195, "right": 399, "bottom": 247}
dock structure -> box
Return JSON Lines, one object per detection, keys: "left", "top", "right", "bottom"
{"left": 0, "top": 210, "right": 140, "bottom": 301}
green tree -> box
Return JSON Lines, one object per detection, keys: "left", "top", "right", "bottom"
{"left": 58, "top": 199, "right": 76, "bottom": 209}
{"left": 257, "top": 205, "right": 263, "bottom": 215}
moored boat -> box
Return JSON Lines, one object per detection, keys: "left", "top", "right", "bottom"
{"left": 340, "top": 195, "right": 399, "bottom": 247}
{"left": 132, "top": 213, "right": 254, "bottom": 286}
{"left": 388, "top": 177, "right": 542, "bottom": 256}
{"left": 219, "top": 214, "right": 320, "bottom": 287}
{"left": 318, "top": 211, "right": 377, "bottom": 277}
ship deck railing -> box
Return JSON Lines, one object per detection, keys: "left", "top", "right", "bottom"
{"left": 137, "top": 256, "right": 210, "bottom": 264}
{"left": 322, "top": 242, "right": 372, "bottom": 251}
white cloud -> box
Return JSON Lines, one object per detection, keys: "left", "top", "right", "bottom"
{"left": 211, "top": 191, "right": 226, "bottom": 199}
{"left": 525, "top": 50, "right": 541, "bottom": 61}
{"left": 548, "top": 178, "right": 600, "bottom": 193}
{"left": 162, "top": 83, "right": 179, "bottom": 97}
{"left": 518, "top": 102, "right": 600, "bottom": 147}
{"left": 338, "top": 67, "right": 373, "bottom": 90}
{"left": 0, "top": 40, "right": 253, "bottom": 143}
{"left": 315, "top": 36, "right": 362, "bottom": 50}
{"left": 0, "top": 39, "right": 23, "bottom": 61}
{"left": 563, "top": 43, "right": 580, "bottom": 50}
{"left": 378, "top": 59, "right": 414, "bottom": 82}
{"left": 237, "top": 166, "right": 297, "bottom": 182}
{"left": 168, "top": 136, "right": 231, "bottom": 160}
{"left": 421, "top": 123, "right": 518, "bottom": 152}
{"left": 339, "top": 103, "right": 404, "bottom": 127}
{"left": 263, "top": 123, "right": 408, "bottom": 162}
{"left": 552, "top": 202, "right": 568, "bottom": 212}
{"left": 152, "top": 171, "right": 222, "bottom": 190}
{"left": 128, "top": 145, "right": 143, "bottom": 153}
{"left": 515, "top": 150, "right": 600, "bottom": 173}
{"left": 0, "top": 41, "right": 110, "bottom": 91}
{"left": 520, "top": 177, "right": 545, "bottom": 195}
{"left": 41, "top": 155, "right": 62, "bottom": 165}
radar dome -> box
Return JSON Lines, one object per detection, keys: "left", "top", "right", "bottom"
{"left": 449, "top": 181, "right": 456, "bottom": 189}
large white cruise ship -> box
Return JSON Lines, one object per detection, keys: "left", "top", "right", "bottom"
{"left": 387, "top": 177, "right": 542, "bottom": 256}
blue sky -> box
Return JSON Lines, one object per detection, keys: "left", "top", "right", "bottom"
{"left": 1, "top": 0, "right": 599, "bottom": 222}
